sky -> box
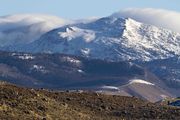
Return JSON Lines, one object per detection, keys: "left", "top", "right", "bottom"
{"left": 0, "top": 0, "right": 180, "bottom": 19}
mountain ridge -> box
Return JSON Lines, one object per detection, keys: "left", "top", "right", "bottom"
{"left": 6, "top": 16, "right": 179, "bottom": 62}
{"left": 0, "top": 51, "right": 175, "bottom": 102}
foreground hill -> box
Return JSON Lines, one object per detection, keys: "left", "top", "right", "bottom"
{"left": 0, "top": 82, "right": 180, "bottom": 120}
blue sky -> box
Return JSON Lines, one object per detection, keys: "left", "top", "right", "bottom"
{"left": 0, "top": 0, "right": 179, "bottom": 19}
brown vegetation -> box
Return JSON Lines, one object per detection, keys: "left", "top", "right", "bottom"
{"left": 0, "top": 82, "right": 180, "bottom": 120}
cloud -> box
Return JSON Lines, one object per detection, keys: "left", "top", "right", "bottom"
{"left": 1, "top": 9, "right": 180, "bottom": 47}
{"left": 0, "top": 14, "right": 71, "bottom": 47}
{"left": 0, "top": 14, "right": 100, "bottom": 47}
{"left": 111, "top": 8, "right": 180, "bottom": 33}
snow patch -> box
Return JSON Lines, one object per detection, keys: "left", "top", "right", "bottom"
{"left": 77, "top": 69, "right": 84, "bottom": 73}
{"left": 81, "top": 48, "right": 90, "bottom": 56}
{"left": 101, "top": 86, "right": 119, "bottom": 90}
{"left": 129, "top": 79, "right": 155, "bottom": 85}
{"left": 18, "top": 55, "right": 35, "bottom": 60}
{"left": 32, "top": 65, "right": 47, "bottom": 73}
{"left": 12, "top": 53, "right": 35, "bottom": 60}
{"left": 62, "top": 56, "right": 81, "bottom": 65}
{"left": 33, "top": 65, "right": 44, "bottom": 70}
{"left": 59, "top": 27, "right": 95, "bottom": 42}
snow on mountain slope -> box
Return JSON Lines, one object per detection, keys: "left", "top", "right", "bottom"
{"left": 0, "top": 14, "right": 70, "bottom": 47}
{"left": 129, "top": 79, "right": 155, "bottom": 85}
{"left": 98, "top": 78, "right": 173, "bottom": 102}
{"left": 20, "top": 16, "right": 180, "bottom": 62}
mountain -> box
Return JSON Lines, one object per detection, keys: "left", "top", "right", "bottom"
{"left": 5, "top": 16, "right": 178, "bottom": 92}
{"left": 0, "top": 15, "right": 179, "bottom": 101}
{"left": 0, "top": 51, "right": 174, "bottom": 102}
{"left": 0, "top": 14, "right": 70, "bottom": 47}
{"left": 1, "top": 82, "right": 180, "bottom": 119}
{"left": 12, "top": 17, "right": 180, "bottom": 62}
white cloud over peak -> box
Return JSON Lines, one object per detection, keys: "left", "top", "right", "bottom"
{"left": 111, "top": 8, "right": 180, "bottom": 33}
{"left": 0, "top": 14, "right": 69, "bottom": 30}
{"left": 1, "top": 9, "right": 180, "bottom": 48}
{"left": 0, "top": 14, "right": 71, "bottom": 47}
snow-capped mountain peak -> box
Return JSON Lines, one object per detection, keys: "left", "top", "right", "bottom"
{"left": 2, "top": 16, "right": 180, "bottom": 62}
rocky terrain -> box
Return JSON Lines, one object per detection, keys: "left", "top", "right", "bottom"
{"left": 0, "top": 82, "right": 180, "bottom": 120}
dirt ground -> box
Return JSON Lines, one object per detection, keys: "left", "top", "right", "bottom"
{"left": 1, "top": 82, "right": 180, "bottom": 120}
